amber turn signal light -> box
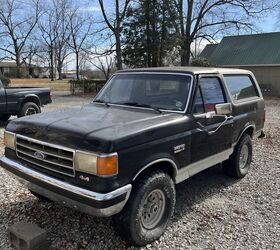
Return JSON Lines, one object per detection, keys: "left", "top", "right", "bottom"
{"left": 97, "top": 155, "right": 118, "bottom": 176}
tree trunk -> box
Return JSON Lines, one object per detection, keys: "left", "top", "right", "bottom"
{"left": 151, "top": 0, "right": 158, "bottom": 67}
{"left": 50, "top": 48, "right": 54, "bottom": 81}
{"left": 57, "top": 61, "right": 63, "bottom": 80}
{"left": 114, "top": 0, "right": 123, "bottom": 70}
{"left": 115, "top": 34, "right": 122, "bottom": 70}
{"left": 180, "top": 40, "right": 192, "bottom": 66}
{"left": 145, "top": 1, "right": 152, "bottom": 67}
{"left": 76, "top": 52, "right": 79, "bottom": 80}
{"left": 180, "top": 0, "right": 193, "bottom": 66}
{"left": 159, "top": 2, "right": 167, "bottom": 67}
{"left": 15, "top": 48, "right": 22, "bottom": 78}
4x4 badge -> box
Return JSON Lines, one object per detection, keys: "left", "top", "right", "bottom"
{"left": 79, "top": 175, "right": 90, "bottom": 182}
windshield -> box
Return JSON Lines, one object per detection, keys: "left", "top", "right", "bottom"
{"left": 94, "top": 73, "right": 192, "bottom": 111}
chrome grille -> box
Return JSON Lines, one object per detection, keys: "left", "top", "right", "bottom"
{"left": 16, "top": 135, "right": 75, "bottom": 177}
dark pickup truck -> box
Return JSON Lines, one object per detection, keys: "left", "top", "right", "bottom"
{"left": 0, "top": 79, "right": 52, "bottom": 121}
{"left": 0, "top": 67, "right": 265, "bottom": 246}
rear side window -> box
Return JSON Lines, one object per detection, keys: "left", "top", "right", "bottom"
{"left": 224, "top": 75, "right": 259, "bottom": 101}
{"left": 200, "top": 77, "right": 225, "bottom": 112}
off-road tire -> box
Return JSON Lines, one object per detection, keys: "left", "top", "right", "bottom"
{"left": 18, "top": 102, "right": 41, "bottom": 117}
{"left": 113, "top": 170, "right": 176, "bottom": 246}
{"left": 223, "top": 134, "right": 252, "bottom": 179}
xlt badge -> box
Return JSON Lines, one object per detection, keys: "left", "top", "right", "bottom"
{"left": 174, "top": 144, "right": 185, "bottom": 154}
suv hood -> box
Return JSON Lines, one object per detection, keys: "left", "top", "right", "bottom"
{"left": 7, "top": 103, "right": 188, "bottom": 152}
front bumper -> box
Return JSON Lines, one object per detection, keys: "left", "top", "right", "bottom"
{"left": 0, "top": 156, "right": 131, "bottom": 217}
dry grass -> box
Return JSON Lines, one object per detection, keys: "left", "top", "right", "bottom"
{"left": 10, "top": 78, "right": 70, "bottom": 91}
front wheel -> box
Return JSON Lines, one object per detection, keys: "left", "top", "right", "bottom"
{"left": 113, "top": 170, "right": 176, "bottom": 246}
{"left": 18, "top": 102, "right": 41, "bottom": 117}
{"left": 223, "top": 134, "right": 252, "bottom": 179}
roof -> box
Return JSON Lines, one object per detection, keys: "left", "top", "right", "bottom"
{"left": 199, "top": 44, "right": 218, "bottom": 59}
{"left": 0, "top": 61, "right": 18, "bottom": 67}
{"left": 119, "top": 66, "right": 251, "bottom": 75}
{"left": 0, "top": 61, "right": 41, "bottom": 68}
{"left": 200, "top": 32, "right": 280, "bottom": 66}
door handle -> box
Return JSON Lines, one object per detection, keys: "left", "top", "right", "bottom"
{"left": 207, "top": 115, "right": 233, "bottom": 135}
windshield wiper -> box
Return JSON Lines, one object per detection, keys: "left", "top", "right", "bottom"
{"left": 94, "top": 99, "right": 110, "bottom": 107}
{"left": 121, "top": 102, "right": 162, "bottom": 114}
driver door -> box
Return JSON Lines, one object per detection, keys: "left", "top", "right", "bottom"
{"left": 191, "top": 75, "right": 234, "bottom": 163}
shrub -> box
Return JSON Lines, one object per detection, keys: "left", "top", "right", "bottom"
{"left": 69, "top": 79, "right": 107, "bottom": 94}
{"left": 191, "top": 58, "right": 211, "bottom": 67}
{"left": 0, "top": 75, "right": 11, "bottom": 86}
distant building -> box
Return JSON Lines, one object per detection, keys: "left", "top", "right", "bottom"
{"left": 0, "top": 61, "right": 50, "bottom": 78}
{"left": 200, "top": 32, "right": 280, "bottom": 96}
{"left": 62, "top": 69, "right": 107, "bottom": 80}
{"left": 62, "top": 70, "right": 88, "bottom": 80}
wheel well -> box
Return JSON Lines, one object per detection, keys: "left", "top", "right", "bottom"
{"left": 242, "top": 126, "right": 254, "bottom": 138}
{"left": 20, "top": 97, "right": 40, "bottom": 108}
{"left": 133, "top": 161, "right": 177, "bottom": 183}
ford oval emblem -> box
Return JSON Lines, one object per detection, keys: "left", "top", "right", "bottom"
{"left": 34, "top": 151, "right": 46, "bottom": 160}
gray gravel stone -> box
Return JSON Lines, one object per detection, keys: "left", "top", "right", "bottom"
{"left": 0, "top": 94, "right": 279, "bottom": 249}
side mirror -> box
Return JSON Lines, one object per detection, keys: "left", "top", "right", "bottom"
{"left": 215, "top": 103, "right": 232, "bottom": 116}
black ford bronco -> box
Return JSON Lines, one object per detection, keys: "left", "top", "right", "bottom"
{"left": 0, "top": 67, "right": 265, "bottom": 246}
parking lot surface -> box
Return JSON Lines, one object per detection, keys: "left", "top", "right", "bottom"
{"left": 0, "top": 95, "right": 279, "bottom": 249}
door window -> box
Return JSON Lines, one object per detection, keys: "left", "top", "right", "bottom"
{"left": 200, "top": 77, "right": 225, "bottom": 112}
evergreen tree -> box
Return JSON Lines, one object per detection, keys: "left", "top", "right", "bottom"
{"left": 122, "top": 0, "right": 178, "bottom": 68}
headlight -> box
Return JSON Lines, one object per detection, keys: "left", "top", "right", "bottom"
{"left": 75, "top": 151, "right": 118, "bottom": 177}
{"left": 4, "top": 131, "right": 16, "bottom": 150}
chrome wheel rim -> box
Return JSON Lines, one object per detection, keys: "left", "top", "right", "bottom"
{"left": 25, "top": 107, "right": 37, "bottom": 116}
{"left": 141, "top": 189, "right": 166, "bottom": 229}
{"left": 239, "top": 144, "right": 249, "bottom": 169}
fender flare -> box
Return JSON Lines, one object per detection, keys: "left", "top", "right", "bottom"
{"left": 235, "top": 123, "right": 255, "bottom": 145}
{"left": 132, "top": 158, "right": 178, "bottom": 182}
{"left": 18, "top": 94, "right": 41, "bottom": 109}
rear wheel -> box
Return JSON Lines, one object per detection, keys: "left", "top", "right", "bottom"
{"left": 18, "top": 102, "right": 41, "bottom": 117}
{"left": 223, "top": 134, "right": 252, "bottom": 178}
{"left": 0, "top": 114, "right": 11, "bottom": 122}
{"left": 113, "top": 170, "right": 175, "bottom": 246}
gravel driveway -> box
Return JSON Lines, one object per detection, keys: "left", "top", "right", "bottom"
{"left": 0, "top": 95, "right": 279, "bottom": 250}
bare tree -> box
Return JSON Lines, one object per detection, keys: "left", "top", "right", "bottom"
{"left": 21, "top": 41, "right": 40, "bottom": 76}
{"left": 98, "top": 0, "right": 131, "bottom": 70}
{"left": 0, "top": 0, "right": 40, "bottom": 76}
{"left": 171, "top": 0, "right": 277, "bottom": 65}
{"left": 38, "top": 0, "right": 60, "bottom": 81}
{"left": 89, "top": 54, "right": 115, "bottom": 80}
{"left": 68, "top": 8, "right": 93, "bottom": 80}
{"left": 54, "top": 0, "right": 72, "bottom": 80}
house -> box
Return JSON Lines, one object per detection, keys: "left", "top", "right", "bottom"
{"left": 200, "top": 32, "right": 280, "bottom": 96}
{"left": 62, "top": 70, "right": 87, "bottom": 80}
{"left": 0, "top": 61, "right": 50, "bottom": 78}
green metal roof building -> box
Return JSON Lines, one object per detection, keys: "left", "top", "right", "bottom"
{"left": 200, "top": 32, "right": 280, "bottom": 96}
